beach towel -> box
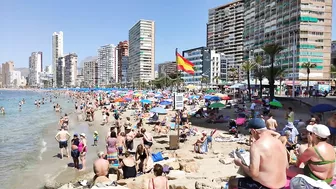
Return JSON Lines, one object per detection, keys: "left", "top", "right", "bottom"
{"left": 106, "top": 151, "right": 118, "bottom": 167}
{"left": 152, "top": 152, "right": 164, "bottom": 162}
{"left": 170, "top": 122, "right": 177, "bottom": 130}
{"left": 290, "top": 174, "right": 333, "bottom": 189}
{"left": 236, "top": 118, "right": 246, "bottom": 126}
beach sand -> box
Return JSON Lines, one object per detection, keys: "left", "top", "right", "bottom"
{"left": 41, "top": 99, "right": 315, "bottom": 189}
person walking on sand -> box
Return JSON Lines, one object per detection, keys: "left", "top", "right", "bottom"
{"left": 266, "top": 113, "right": 278, "bottom": 131}
{"left": 117, "top": 132, "right": 126, "bottom": 155}
{"left": 55, "top": 126, "right": 71, "bottom": 159}
{"left": 228, "top": 118, "right": 287, "bottom": 189}
{"left": 71, "top": 134, "right": 80, "bottom": 169}
{"left": 79, "top": 133, "right": 88, "bottom": 171}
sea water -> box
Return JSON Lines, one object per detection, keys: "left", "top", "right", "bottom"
{"left": 0, "top": 90, "right": 74, "bottom": 189}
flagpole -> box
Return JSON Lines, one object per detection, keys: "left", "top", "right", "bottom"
{"left": 175, "top": 48, "right": 180, "bottom": 144}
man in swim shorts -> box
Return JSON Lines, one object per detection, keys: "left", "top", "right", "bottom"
{"left": 55, "top": 126, "right": 71, "bottom": 159}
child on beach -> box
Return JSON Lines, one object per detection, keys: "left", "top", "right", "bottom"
{"left": 117, "top": 132, "right": 126, "bottom": 155}
{"left": 93, "top": 131, "right": 99, "bottom": 146}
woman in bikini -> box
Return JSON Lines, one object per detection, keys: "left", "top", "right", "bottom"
{"left": 287, "top": 124, "right": 335, "bottom": 184}
{"left": 78, "top": 133, "right": 87, "bottom": 171}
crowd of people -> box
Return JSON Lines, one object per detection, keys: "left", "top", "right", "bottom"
{"left": 50, "top": 90, "right": 336, "bottom": 189}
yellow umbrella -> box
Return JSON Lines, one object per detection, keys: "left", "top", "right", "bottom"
{"left": 186, "top": 85, "right": 196, "bottom": 89}
{"left": 215, "top": 93, "right": 224, "bottom": 97}
{"left": 134, "top": 93, "right": 142, "bottom": 97}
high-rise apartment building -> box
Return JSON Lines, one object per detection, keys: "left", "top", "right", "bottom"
{"left": 97, "top": 44, "right": 118, "bottom": 87}
{"left": 52, "top": 31, "right": 64, "bottom": 87}
{"left": 83, "top": 57, "right": 98, "bottom": 87}
{"left": 158, "top": 61, "right": 177, "bottom": 77}
{"left": 1, "top": 61, "right": 14, "bottom": 88}
{"left": 64, "top": 53, "right": 78, "bottom": 87}
{"left": 28, "top": 52, "right": 43, "bottom": 87}
{"left": 117, "top": 41, "right": 129, "bottom": 83}
{"left": 181, "top": 47, "right": 212, "bottom": 84}
{"left": 128, "top": 19, "right": 155, "bottom": 83}
{"left": 56, "top": 57, "right": 65, "bottom": 88}
{"left": 244, "top": 0, "right": 332, "bottom": 82}
{"left": 331, "top": 41, "right": 336, "bottom": 66}
{"left": 121, "top": 56, "right": 129, "bottom": 85}
{"left": 207, "top": 0, "right": 244, "bottom": 82}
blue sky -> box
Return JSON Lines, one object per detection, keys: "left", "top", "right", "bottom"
{"left": 0, "top": 0, "right": 335, "bottom": 68}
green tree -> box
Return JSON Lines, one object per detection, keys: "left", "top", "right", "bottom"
{"left": 213, "top": 76, "right": 221, "bottom": 85}
{"left": 264, "top": 67, "right": 286, "bottom": 97}
{"left": 242, "top": 57, "right": 261, "bottom": 102}
{"left": 331, "top": 64, "right": 336, "bottom": 86}
{"left": 253, "top": 68, "right": 265, "bottom": 98}
{"left": 262, "top": 43, "right": 285, "bottom": 100}
{"left": 228, "top": 67, "right": 238, "bottom": 82}
{"left": 301, "top": 62, "right": 317, "bottom": 90}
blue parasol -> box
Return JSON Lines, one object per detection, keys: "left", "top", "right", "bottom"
{"left": 140, "top": 99, "right": 151, "bottom": 104}
{"left": 310, "top": 104, "right": 336, "bottom": 113}
{"left": 159, "top": 101, "right": 172, "bottom": 105}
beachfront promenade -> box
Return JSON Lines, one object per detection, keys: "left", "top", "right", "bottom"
{"left": 276, "top": 95, "right": 336, "bottom": 107}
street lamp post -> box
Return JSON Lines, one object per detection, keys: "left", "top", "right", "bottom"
{"left": 291, "top": 30, "right": 298, "bottom": 98}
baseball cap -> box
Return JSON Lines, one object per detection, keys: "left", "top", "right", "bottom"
{"left": 74, "top": 133, "right": 78, "bottom": 137}
{"left": 80, "top": 133, "right": 86, "bottom": 138}
{"left": 202, "top": 130, "right": 207, "bottom": 135}
{"left": 246, "top": 118, "right": 266, "bottom": 129}
{"left": 307, "top": 124, "right": 330, "bottom": 139}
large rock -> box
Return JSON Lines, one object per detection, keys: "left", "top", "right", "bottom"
{"left": 166, "top": 162, "right": 181, "bottom": 170}
{"left": 167, "top": 170, "right": 186, "bottom": 180}
{"left": 117, "top": 173, "right": 155, "bottom": 189}
{"left": 169, "top": 185, "right": 188, "bottom": 189}
{"left": 179, "top": 160, "right": 199, "bottom": 173}
{"left": 195, "top": 181, "right": 221, "bottom": 189}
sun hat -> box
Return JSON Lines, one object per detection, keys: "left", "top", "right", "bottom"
{"left": 94, "top": 131, "right": 98, "bottom": 134}
{"left": 246, "top": 118, "right": 266, "bottom": 129}
{"left": 80, "top": 133, "right": 86, "bottom": 138}
{"left": 202, "top": 130, "right": 207, "bottom": 135}
{"left": 286, "top": 122, "right": 295, "bottom": 129}
{"left": 307, "top": 124, "right": 330, "bottom": 139}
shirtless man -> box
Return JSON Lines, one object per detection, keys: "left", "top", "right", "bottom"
{"left": 126, "top": 129, "right": 136, "bottom": 151}
{"left": 93, "top": 152, "right": 110, "bottom": 183}
{"left": 266, "top": 113, "right": 278, "bottom": 131}
{"left": 228, "top": 118, "right": 287, "bottom": 189}
{"left": 148, "top": 164, "right": 168, "bottom": 189}
{"left": 55, "top": 126, "right": 71, "bottom": 159}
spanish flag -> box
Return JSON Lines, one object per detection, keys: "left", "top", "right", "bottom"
{"left": 176, "top": 51, "right": 195, "bottom": 75}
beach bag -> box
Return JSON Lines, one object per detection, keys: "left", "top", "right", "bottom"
{"left": 290, "top": 174, "right": 332, "bottom": 189}
{"left": 152, "top": 152, "right": 164, "bottom": 162}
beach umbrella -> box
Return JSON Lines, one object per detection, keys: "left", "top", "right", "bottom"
{"left": 222, "top": 96, "right": 231, "bottom": 100}
{"left": 215, "top": 93, "right": 225, "bottom": 97}
{"left": 206, "top": 89, "right": 216, "bottom": 94}
{"left": 114, "top": 98, "right": 126, "bottom": 102}
{"left": 159, "top": 101, "right": 172, "bottom": 105}
{"left": 189, "top": 95, "right": 199, "bottom": 99}
{"left": 210, "top": 96, "right": 221, "bottom": 101}
{"left": 154, "top": 94, "right": 163, "bottom": 98}
{"left": 186, "top": 85, "right": 196, "bottom": 89}
{"left": 254, "top": 99, "right": 263, "bottom": 104}
{"left": 123, "top": 97, "right": 132, "bottom": 102}
{"left": 140, "top": 99, "right": 151, "bottom": 104}
{"left": 270, "top": 101, "right": 283, "bottom": 108}
{"left": 310, "top": 104, "right": 336, "bottom": 113}
{"left": 209, "top": 102, "right": 225, "bottom": 108}
{"left": 204, "top": 95, "right": 213, "bottom": 100}
{"left": 150, "top": 107, "right": 167, "bottom": 114}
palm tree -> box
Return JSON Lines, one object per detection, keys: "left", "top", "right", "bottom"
{"left": 301, "top": 62, "right": 317, "bottom": 90}
{"left": 331, "top": 64, "right": 336, "bottom": 86}
{"left": 254, "top": 68, "right": 265, "bottom": 98}
{"left": 242, "top": 60, "right": 258, "bottom": 102}
{"left": 262, "top": 43, "right": 285, "bottom": 100}
{"left": 228, "top": 67, "right": 238, "bottom": 82}
{"left": 213, "top": 76, "right": 221, "bottom": 85}
{"left": 264, "top": 67, "right": 286, "bottom": 97}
